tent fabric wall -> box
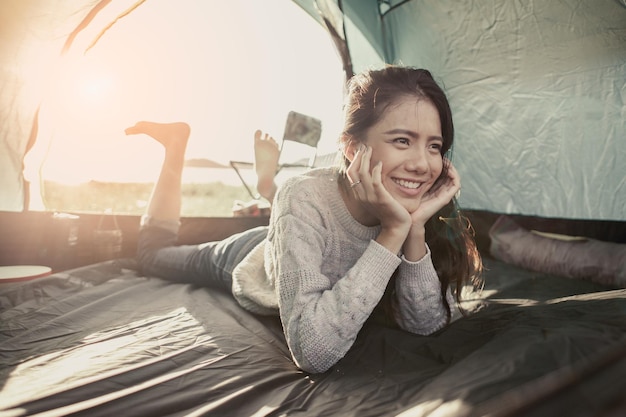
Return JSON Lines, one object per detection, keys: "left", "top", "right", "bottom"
{"left": 295, "top": 0, "right": 386, "bottom": 74}
{"left": 379, "top": 0, "right": 626, "bottom": 221}
{"left": 340, "top": 0, "right": 386, "bottom": 73}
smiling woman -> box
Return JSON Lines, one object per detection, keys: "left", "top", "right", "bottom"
{"left": 25, "top": 0, "right": 345, "bottom": 216}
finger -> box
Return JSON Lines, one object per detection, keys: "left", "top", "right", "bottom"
{"left": 346, "top": 146, "right": 363, "bottom": 184}
{"left": 446, "top": 163, "right": 461, "bottom": 191}
{"left": 436, "top": 159, "right": 459, "bottom": 192}
{"left": 358, "top": 146, "right": 372, "bottom": 184}
{"left": 424, "top": 175, "right": 457, "bottom": 203}
{"left": 440, "top": 177, "right": 461, "bottom": 203}
{"left": 445, "top": 159, "right": 460, "bottom": 178}
{"left": 371, "top": 160, "right": 383, "bottom": 185}
{"left": 370, "top": 160, "right": 390, "bottom": 200}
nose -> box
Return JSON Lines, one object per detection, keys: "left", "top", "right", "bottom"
{"left": 405, "top": 148, "right": 429, "bottom": 173}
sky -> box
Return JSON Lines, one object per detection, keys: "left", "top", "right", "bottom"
{"left": 32, "top": 0, "right": 345, "bottom": 184}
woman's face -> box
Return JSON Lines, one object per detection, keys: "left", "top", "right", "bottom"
{"left": 356, "top": 96, "right": 444, "bottom": 213}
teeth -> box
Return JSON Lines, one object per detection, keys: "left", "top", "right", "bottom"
{"left": 393, "top": 179, "right": 422, "bottom": 189}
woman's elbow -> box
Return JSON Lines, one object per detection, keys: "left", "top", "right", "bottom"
{"left": 293, "top": 353, "right": 336, "bottom": 374}
{"left": 288, "top": 340, "right": 343, "bottom": 374}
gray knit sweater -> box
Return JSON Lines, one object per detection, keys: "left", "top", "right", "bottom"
{"left": 231, "top": 167, "right": 451, "bottom": 373}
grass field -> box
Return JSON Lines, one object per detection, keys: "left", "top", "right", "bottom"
{"left": 43, "top": 181, "right": 257, "bottom": 217}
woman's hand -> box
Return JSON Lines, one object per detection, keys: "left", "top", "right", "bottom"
{"left": 347, "top": 146, "right": 412, "bottom": 231}
{"left": 402, "top": 159, "right": 460, "bottom": 260}
{"left": 409, "top": 158, "right": 460, "bottom": 227}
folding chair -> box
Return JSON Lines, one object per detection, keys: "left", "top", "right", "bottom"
{"left": 230, "top": 111, "right": 322, "bottom": 199}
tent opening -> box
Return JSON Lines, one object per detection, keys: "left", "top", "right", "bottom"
{"left": 24, "top": 0, "right": 345, "bottom": 217}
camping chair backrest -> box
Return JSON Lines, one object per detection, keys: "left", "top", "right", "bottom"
{"left": 278, "top": 111, "right": 322, "bottom": 169}
{"left": 230, "top": 111, "right": 323, "bottom": 200}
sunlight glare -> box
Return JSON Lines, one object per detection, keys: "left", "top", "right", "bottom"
{"left": 80, "top": 73, "right": 113, "bottom": 102}
{"left": 37, "top": 0, "right": 345, "bottom": 187}
{"left": 2, "top": 308, "right": 213, "bottom": 409}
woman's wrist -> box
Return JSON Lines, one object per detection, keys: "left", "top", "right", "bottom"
{"left": 408, "top": 223, "right": 426, "bottom": 238}
{"left": 402, "top": 225, "right": 427, "bottom": 261}
{"left": 376, "top": 225, "right": 410, "bottom": 255}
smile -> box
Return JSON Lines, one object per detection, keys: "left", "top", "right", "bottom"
{"left": 392, "top": 178, "right": 423, "bottom": 190}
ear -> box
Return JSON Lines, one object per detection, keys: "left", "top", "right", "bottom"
{"left": 342, "top": 135, "right": 361, "bottom": 163}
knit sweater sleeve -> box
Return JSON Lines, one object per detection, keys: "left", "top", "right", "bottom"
{"left": 267, "top": 177, "right": 401, "bottom": 374}
{"left": 393, "top": 248, "right": 451, "bottom": 334}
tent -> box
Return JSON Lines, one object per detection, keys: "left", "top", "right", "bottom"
{"left": 1, "top": 1, "right": 625, "bottom": 416}
{"left": 1, "top": 0, "right": 625, "bottom": 220}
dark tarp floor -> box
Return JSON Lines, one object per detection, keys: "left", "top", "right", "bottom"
{"left": 1, "top": 258, "right": 625, "bottom": 417}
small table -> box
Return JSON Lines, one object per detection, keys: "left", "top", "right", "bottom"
{"left": 0, "top": 265, "right": 52, "bottom": 283}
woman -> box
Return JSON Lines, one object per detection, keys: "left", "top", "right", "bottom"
{"left": 129, "top": 66, "right": 482, "bottom": 374}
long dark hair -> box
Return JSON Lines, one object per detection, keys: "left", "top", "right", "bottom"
{"left": 338, "top": 66, "right": 483, "bottom": 320}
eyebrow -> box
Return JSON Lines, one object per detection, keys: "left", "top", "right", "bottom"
{"left": 383, "top": 129, "right": 443, "bottom": 141}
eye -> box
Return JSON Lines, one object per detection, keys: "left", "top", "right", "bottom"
{"left": 429, "top": 141, "right": 443, "bottom": 152}
{"left": 393, "top": 137, "right": 410, "bottom": 146}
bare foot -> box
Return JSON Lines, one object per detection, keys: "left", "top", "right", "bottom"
{"left": 254, "top": 129, "right": 279, "bottom": 202}
{"left": 125, "top": 121, "right": 190, "bottom": 149}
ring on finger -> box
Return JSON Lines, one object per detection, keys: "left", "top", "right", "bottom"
{"left": 350, "top": 180, "right": 362, "bottom": 188}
